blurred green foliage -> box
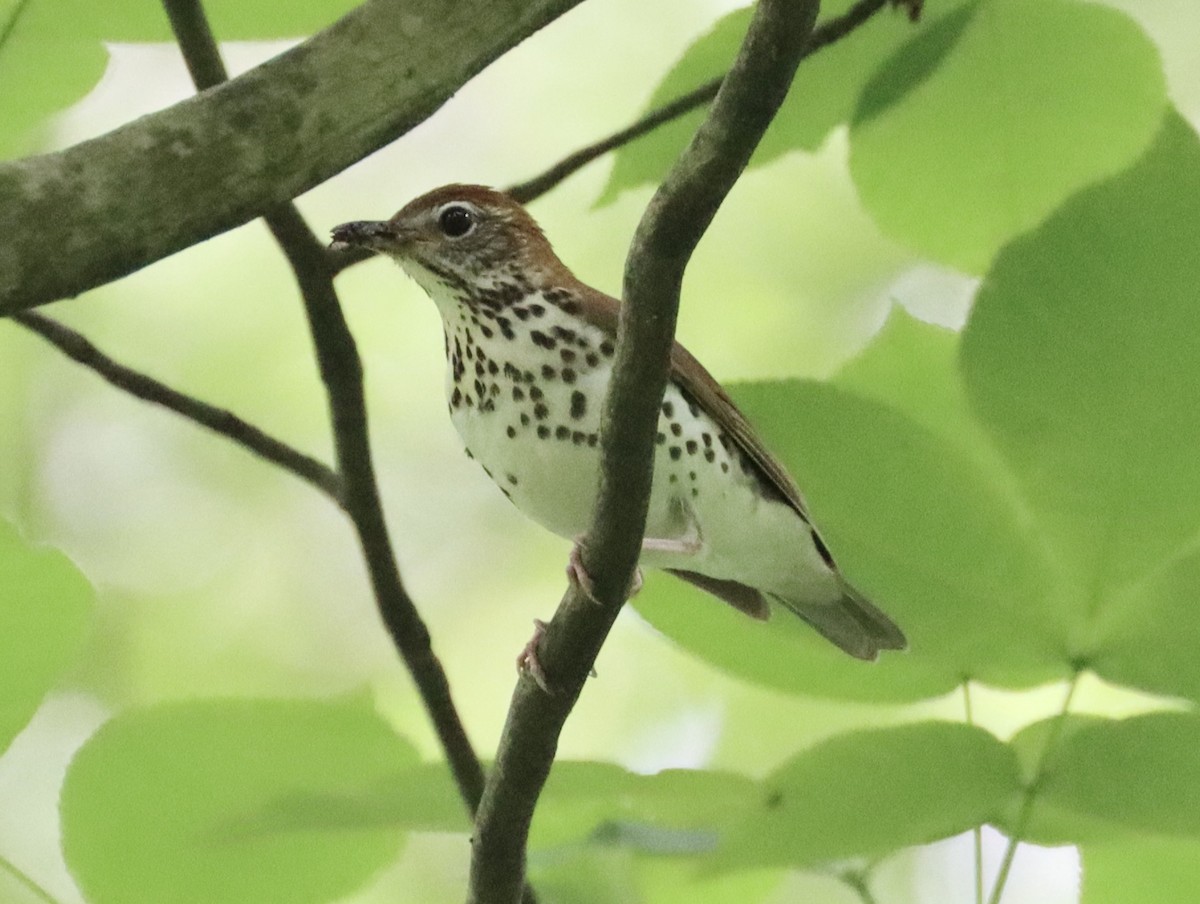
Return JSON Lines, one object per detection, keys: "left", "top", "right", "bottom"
{"left": 0, "top": 0, "right": 360, "bottom": 158}
{"left": 2, "top": 0, "right": 1199, "bottom": 902}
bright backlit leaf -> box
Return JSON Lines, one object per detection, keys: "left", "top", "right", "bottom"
{"left": 0, "top": 0, "right": 360, "bottom": 159}
{"left": 599, "top": 0, "right": 973, "bottom": 204}
{"left": 0, "top": 517, "right": 92, "bottom": 755}
{"left": 61, "top": 697, "right": 414, "bottom": 904}
{"left": 715, "top": 722, "right": 1018, "bottom": 870}
{"left": 533, "top": 763, "right": 756, "bottom": 851}
{"left": 635, "top": 378, "right": 1063, "bottom": 701}
{"left": 850, "top": 0, "right": 1166, "bottom": 271}
{"left": 961, "top": 113, "right": 1200, "bottom": 693}
{"left": 1082, "top": 838, "right": 1200, "bottom": 904}
{"left": 1036, "top": 713, "right": 1200, "bottom": 839}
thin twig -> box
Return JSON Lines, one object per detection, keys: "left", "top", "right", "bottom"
{"left": 503, "top": 0, "right": 894, "bottom": 205}
{"left": 161, "top": 0, "right": 500, "bottom": 862}
{"left": 985, "top": 672, "right": 1082, "bottom": 904}
{"left": 465, "top": 0, "right": 820, "bottom": 901}
{"left": 326, "top": 0, "right": 905, "bottom": 277}
{"left": 505, "top": 78, "right": 724, "bottom": 205}
{"left": 10, "top": 311, "right": 344, "bottom": 503}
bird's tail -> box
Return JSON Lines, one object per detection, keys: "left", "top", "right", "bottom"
{"left": 771, "top": 583, "right": 907, "bottom": 661}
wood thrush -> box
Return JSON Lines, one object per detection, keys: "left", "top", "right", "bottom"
{"left": 331, "top": 184, "right": 905, "bottom": 671}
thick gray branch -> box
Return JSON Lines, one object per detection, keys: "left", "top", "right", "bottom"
{"left": 0, "top": 0, "right": 583, "bottom": 314}
{"left": 465, "top": 1, "right": 820, "bottom": 901}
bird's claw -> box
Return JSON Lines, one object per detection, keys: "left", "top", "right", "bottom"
{"left": 516, "top": 618, "right": 552, "bottom": 693}
{"left": 567, "top": 539, "right": 643, "bottom": 604}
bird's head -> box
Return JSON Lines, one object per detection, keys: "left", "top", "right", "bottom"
{"left": 331, "top": 184, "right": 562, "bottom": 300}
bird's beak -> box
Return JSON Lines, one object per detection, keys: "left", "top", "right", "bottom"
{"left": 328, "top": 219, "right": 407, "bottom": 253}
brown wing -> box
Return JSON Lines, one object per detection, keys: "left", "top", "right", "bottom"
{"left": 567, "top": 282, "right": 811, "bottom": 525}
{"left": 548, "top": 259, "right": 907, "bottom": 656}
{"left": 664, "top": 569, "right": 771, "bottom": 619}
{"left": 666, "top": 341, "right": 812, "bottom": 524}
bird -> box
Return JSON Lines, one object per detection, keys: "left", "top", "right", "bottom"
{"left": 330, "top": 184, "right": 905, "bottom": 679}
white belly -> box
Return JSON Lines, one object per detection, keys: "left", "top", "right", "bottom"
{"left": 439, "top": 304, "right": 837, "bottom": 607}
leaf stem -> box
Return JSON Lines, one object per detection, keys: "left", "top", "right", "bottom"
{"left": 0, "top": 853, "right": 62, "bottom": 904}
{"left": 840, "top": 868, "right": 880, "bottom": 904}
{"left": 962, "top": 680, "right": 984, "bottom": 904}
{"left": 985, "top": 672, "right": 1082, "bottom": 904}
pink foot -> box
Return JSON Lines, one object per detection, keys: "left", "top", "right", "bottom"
{"left": 567, "top": 539, "right": 643, "bottom": 603}
{"left": 516, "top": 618, "right": 552, "bottom": 693}
{"left": 628, "top": 568, "right": 644, "bottom": 598}
{"left": 566, "top": 542, "right": 599, "bottom": 602}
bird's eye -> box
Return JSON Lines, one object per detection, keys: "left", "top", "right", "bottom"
{"left": 438, "top": 205, "right": 475, "bottom": 238}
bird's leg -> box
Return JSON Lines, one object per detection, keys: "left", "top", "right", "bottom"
{"left": 516, "top": 616, "right": 599, "bottom": 694}
{"left": 567, "top": 539, "right": 643, "bottom": 604}
{"left": 567, "top": 502, "right": 701, "bottom": 602}
{"left": 640, "top": 499, "right": 704, "bottom": 556}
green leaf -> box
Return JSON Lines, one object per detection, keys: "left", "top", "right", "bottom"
{"left": 0, "top": 1, "right": 109, "bottom": 159}
{"left": 599, "top": 0, "right": 972, "bottom": 204}
{"left": 30, "top": 0, "right": 360, "bottom": 41}
{"left": 0, "top": 517, "right": 92, "bottom": 755}
{"left": 531, "top": 849, "right": 784, "bottom": 904}
{"left": 533, "top": 763, "right": 757, "bottom": 851}
{"left": 850, "top": 0, "right": 1167, "bottom": 272}
{"left": 1005, "top": 714, "right": 1135, "bottom": 847}
{"left": 634, "top": 378, "right": 1063, "bottom": 702}
{"left": 960, "top": 112, "right": 1200, "bottom": 688}
{"left": 1093, "top": 549, "right": 1200, "bottom": 703}
{"left": 714, "top": 722, "right": 1018, "bottom": 870}
{"left": 61, "top": 697, "right": 414, "bottom": 904}
{"left": 528, "top": 847, "right": 641, "bottom": 904}
{"left": 835, "top": 306, "right": 993, "bottom": 464}
{"left": 212, "top": 758, "right": 754, "bottom": 864}
{"left": 1082, "top": 838, "right": 1200, "bottom": 904}
{"left": 631, "top": 860, "right": 783, "bottom": 904}
{"left": 193, "top": 0, "right": 363, "bottom": 40}
{"left": 1036, "top": 713, "right": 1200, "bottom": 839}
{"left": 0, "top": 0, "right": 361, "bottom": 160}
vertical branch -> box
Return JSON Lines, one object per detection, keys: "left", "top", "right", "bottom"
{"left": 161, "top": 0, "right": 488, "bottom": 821}
{"left": 504, "top": 0, "right": 896, "bottom": 205}
{"left": 467, "top": 1, "right": 820, "bottom": 902}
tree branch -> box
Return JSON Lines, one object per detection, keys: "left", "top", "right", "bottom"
{"left": 325, "top": 0, "right": 904, "bottom": 277}
{"left": 161, "top": 0, "right": 495, "bottom": 844}
{"left": 0, "top": 0, "right": 585, "bottom": 315}
{"left": 504, "top": 0, "right": 897, "bottom": 205}
{"left": 317, "top": 0, "right": 916, "bottom": 280}
{"left": 8, "top": 310, "right": 344, "bottom": 503}
{"left": 466, "top": 0, "right": 820, "bottom": 901}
